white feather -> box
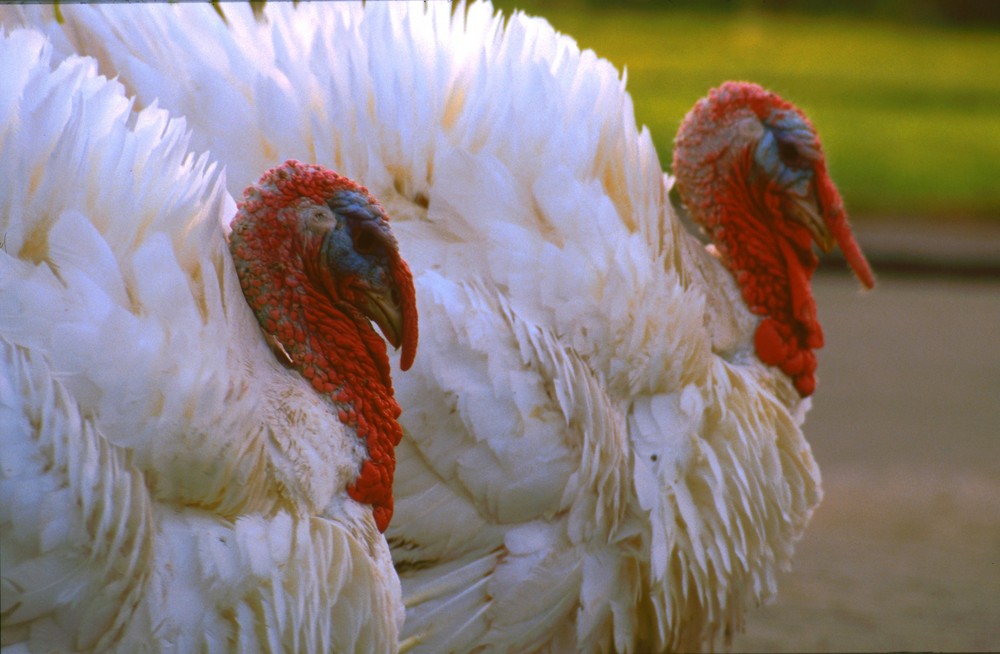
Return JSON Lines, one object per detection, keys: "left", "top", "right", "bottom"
{"left": 0, "top": 28, "right": 402, "bottom": 652}
{"left": 3, "top": 4, "right": 824, "bottom": 652}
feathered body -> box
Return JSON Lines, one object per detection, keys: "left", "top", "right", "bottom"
{"left": 3, "top": 3, "right": 872, "bottom": 651}
{"left": 0, "top": 30, "right": 415, "bottom": 652}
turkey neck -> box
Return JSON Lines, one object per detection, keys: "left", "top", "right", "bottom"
{"left": 709, "top": 159, "right": 823, "bottom": 397}
{"left": 292, "top": 280, "right": 403, "bottom": 533}
{"left": 231, "top": 225, "right": 402, "bottom": 533}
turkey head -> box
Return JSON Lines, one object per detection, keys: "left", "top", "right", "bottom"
{"left": 673, "top": 81, "right": 874, "bottom": 397}
{"left": 229, "top": 160, "right": 418, "bottom": 530}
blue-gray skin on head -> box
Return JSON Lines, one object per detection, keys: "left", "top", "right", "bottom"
{"left": 313, "top": 190, "right": 398, "bottom": 294}
{"left": 310, "top": 189, "right": 405, "bottom": 348}
{"left": 753, "top": 110, "right": 832, "bottom": 251}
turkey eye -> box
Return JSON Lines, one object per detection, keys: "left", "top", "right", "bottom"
{"left": 777, "top": 139, "right": 803, "bottom": 168}
{"left": 353, "top": 228, "right": 379, "bottom": 255}
{"left": 308, "top": 207, "right": 334, "bottom": 231}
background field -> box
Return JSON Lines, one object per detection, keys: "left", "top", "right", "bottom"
{"left": 491, "top": 0, "right": 1000, "bottom": 220}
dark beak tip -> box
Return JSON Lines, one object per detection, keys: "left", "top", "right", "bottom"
{"left": 377, "top": 318, "right": 402, "bottom": 350}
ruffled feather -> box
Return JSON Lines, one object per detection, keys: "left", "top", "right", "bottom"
{"left": 3, "top": 5, "right": 823, "bottom": 651}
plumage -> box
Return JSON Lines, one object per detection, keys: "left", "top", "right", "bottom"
{"left": 3, "top": 3, "right": 872, "bottom": 652}
{"left": 0, "top": 29, "right": 414, "bottom": 652}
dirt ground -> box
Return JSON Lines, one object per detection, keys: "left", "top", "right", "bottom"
{"left": 733, "top": 271, "right": 1000, "bottom": 652}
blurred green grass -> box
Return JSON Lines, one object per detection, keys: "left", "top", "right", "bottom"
{"left": 490, "top": 2, "right": 1000, "bottom": 220}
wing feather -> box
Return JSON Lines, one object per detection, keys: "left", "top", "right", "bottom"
{"left": 5, "top": 4, "right": 824, "bottom": 651}
{"left": 0, "top": 27, "right": 402, "bottom": 651}
{"left": 0, "top": 339, "right": 154, "bottom": 652}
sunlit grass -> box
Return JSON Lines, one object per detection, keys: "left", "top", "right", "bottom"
{"left": 490, "top": 3, "right": 1000, "bottom": 219}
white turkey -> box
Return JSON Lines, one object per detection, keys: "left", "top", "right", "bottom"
{"left": 0, "top": 28, "right": 418, "bottom": 652}
{"left": 5, "top": 2, "right": 875, "bottom": 651}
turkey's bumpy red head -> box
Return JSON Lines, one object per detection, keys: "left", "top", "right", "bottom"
{"left": 672, "top": 81, "right": 874, "bottom": 397}
{"left": 229, "top": 160, "right": 418, "bottom": 531}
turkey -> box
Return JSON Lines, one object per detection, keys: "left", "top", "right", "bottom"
{"left": 6, "top": 2, "right": 875, "bottom": 651}
{"left": 0, "top": 29, "right": 417, "bottom": 652}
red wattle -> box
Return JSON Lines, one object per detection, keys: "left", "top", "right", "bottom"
{"left": 754, "top": 318, "right": 786, "bottom": 367}
{"left": 793, "top": 372, "right": 816, "bottom": 397}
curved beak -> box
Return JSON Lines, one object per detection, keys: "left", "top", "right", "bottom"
{"left": 359, "top": 255, "right": 418, "bottom": 372}
{"left": 788, "top": 191, "right": 835, "bottom": 253}
{"left": 361, "top": 287, "right": 404, "bottom": 350}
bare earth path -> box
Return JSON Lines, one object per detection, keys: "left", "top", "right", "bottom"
{"left": 735, "top": 271, "right": 1000, "bottom": 652}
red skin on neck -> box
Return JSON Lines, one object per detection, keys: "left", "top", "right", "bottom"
{"left": 674, "top": 83, "right": 873, "bottom": 398}
{"left": 296, "top": 254, "right": 404, "bottom": 533}
{"left": 707, "top": 150, "right": 823, "bottom": 396}
{"left": 230, "top": 162, "right": 415, "bottom": 531}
